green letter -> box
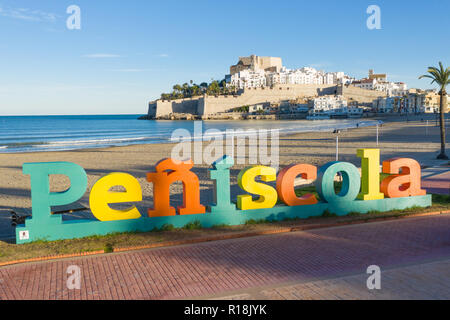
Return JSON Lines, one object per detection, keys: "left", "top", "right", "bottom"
{"left": 208, "top": 155, "right": 236, "bottom": 212}
{"left": 23, "top": 162, "right": 87, "bottom": 226}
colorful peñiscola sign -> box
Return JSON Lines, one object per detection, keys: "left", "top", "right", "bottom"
{"left": 15, "top": 149, "right": 431, "bottom": 244}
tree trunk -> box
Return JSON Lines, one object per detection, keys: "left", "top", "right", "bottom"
{"left": 437, "top": 89, "right": 448, "bottom": 159}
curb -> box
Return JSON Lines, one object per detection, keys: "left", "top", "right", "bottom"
{"left": 1, "top": 209, "right": 448, "bottom": 268}
{"left": 0, "top": 250, "right": 104, "bottom": 267}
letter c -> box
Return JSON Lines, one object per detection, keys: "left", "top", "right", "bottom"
{"left": 276, "top": 164, "right": 318, "bottom": 206}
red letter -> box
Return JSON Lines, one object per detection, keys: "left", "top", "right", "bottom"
{"left": 147, "top": 158, "right": 205, "bottom": 217}
{"left": 381, "top": 158, "right": 426, "bottom": 198}
{"left": 276, "top": 164, "right": 318, "bottom": 206}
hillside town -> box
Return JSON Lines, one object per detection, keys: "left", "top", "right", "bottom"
{"left": 147, "top": 55, "right": 449, "bottom": 120}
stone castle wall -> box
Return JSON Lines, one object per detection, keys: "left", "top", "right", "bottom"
{"left": 148, "top": 84, "right": 387, "bottom": 118}
{"left": 200, "top": 84, "right": 337, "bottom": 115}
{"left": 149, "top": 97, "right": 200, "bottom": 118}
{"left": 338, "top": 85, "right": 387, "bottom": 102}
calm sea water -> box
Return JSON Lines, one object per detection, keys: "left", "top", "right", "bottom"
{"left": 0, "top": 115, "right": 381, "bottom": 153}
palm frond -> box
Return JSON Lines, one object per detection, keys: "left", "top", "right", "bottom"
{"left": 420, "top": 62, "right": 449, "bottom": 88}
{"left": 418, "top": 74, "right": 433, "bottom": 79}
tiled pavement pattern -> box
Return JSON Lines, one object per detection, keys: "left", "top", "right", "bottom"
{"left": 422, "top": 170, "right": 450, "bottom": 195}
{"left": 213, "top": 259, "right": 450, "bottom": 300}
{"left": 1, "top": 215, "right": 450, "bottom": 300}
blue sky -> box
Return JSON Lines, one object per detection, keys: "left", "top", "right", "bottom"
{"left": 0, "top": 0, "right": 449, "bottom": 115}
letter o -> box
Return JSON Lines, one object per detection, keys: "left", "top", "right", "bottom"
{"left": 315, "top": 162, "right": 360, "bottom": 203}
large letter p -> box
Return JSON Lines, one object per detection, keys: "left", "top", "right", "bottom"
{"left": 23, "top": 162, "right": 88, "bottom": 226}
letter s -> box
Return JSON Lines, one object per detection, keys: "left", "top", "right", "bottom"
{"left": 237, "top": 166, "right": 277, "bottom": 210}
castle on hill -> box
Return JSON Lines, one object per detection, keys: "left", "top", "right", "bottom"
{"left": 147, "top": 55, "right": 412, "bottom": 119}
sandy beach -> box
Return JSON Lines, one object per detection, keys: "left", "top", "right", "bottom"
{"left": 0, "top": 116, "right": 446, "bottom": 238}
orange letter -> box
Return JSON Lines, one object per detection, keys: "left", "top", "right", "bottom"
{"left": 381, "top": 158, "right": 426, "bottom": 198}
{"left": 147, "top": 158, "right": 205, "bottom": 217}
{"left": 276, "top": 164, "right": 318, "bottom": 206}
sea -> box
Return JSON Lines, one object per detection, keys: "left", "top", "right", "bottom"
{"left": 0, "top": 115, "right": 382, "bottom": 153}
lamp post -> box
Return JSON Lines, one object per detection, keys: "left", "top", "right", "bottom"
{"left": 336, "top": 135, "right": 339, "bottom": 161}
{"left": 376, "top": 123, "right": 379, "bottom": 146}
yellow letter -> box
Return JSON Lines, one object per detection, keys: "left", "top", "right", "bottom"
{"left": 357, "top": 149, "right": 384, "bottom": 200}
{"left": 237, "top": 166, "right": 277, "bottom": 210}
{"left": 90, "top": 173, "right": 142, "bottom": 221}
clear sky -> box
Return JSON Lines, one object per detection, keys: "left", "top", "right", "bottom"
{"left": 0, "top": 0, "right": 449, "bottom": 115}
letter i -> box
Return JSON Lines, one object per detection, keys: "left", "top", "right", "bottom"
{"left": 208, "top": 155, "right": 236, "bottom": 212}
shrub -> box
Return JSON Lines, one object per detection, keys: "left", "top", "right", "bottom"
{"left": 103, "top": 243, "right": 114, "bottom": 253}
{"left": 160, "top": 224, "right": 175, "bottom": 231}
{"left": 432, "top": 194, "right": 450, "bottom": 204}
{"left": 184, "top": 220, "right": 202, "bottom": 230}
{"left": 321, "top": 210, "right": 337, "bottom": 218}
{"left": 245, "top": 219, "right": 268, "bottom": 225}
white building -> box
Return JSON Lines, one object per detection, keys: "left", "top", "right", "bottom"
{"left": 249, "top": 104, "right": 264, "bottom": 113}
{"left": 352, "top": 78, "right": 377, "bottom": 90}
{"left": 352, "top": 78, "right": 408, "bottom": 96}
{"left": 230, "top": 69, "right": 267, "bottom": 89}
{"left": 230, "top": 63, "right": 348, "bottom": 88}
{"left": 308, "top": 95, "right": 348, "bottom": 115}
{"left": 265, "top": 67, "right": 346, "bottom": 86}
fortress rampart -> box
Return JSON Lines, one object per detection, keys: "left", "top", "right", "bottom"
{"left": 148, "top": 84, "right": 387, "bottom": 118}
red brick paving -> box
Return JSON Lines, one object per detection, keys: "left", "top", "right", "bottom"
{"left": 214, "top": 259, "right": 450, "bottom": 300}
{"left": 1, "top": 215, "right": 450, "bottom": 300}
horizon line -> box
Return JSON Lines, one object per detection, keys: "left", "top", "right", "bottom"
{"left": 0, "top": 113, "right": 146, "bottom": 116}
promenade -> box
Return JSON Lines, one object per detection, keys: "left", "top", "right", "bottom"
{"left": 1, "top": 162, "right": 450, "bottom": 300}
{"left": 1, "top": 214, "right": 449, "bottom": 300}
{"left": 422, "top": 166, "right": 450, "bottom": 195}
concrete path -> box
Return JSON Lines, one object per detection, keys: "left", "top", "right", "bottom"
{"left": 422, "top": 169, "right": 450, "bottom": 195}
{"left": 1, "top": 214, "right": 449, "bottom": 300}
{"left": 211, "top": 259, "right": 450, "bottom": 300}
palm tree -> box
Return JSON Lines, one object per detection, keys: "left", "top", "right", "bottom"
{"left": 419, "top": 62, "right": 450, "bottom": 159}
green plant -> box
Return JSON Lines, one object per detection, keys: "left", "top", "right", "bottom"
{"left": 245, "top": 219, "right": 268, "bottom": 225}
{"left": 103, "top": 243, "right": 114, "bottom": 253}
{"left": 321, "top": 210, "right": 337, "bottom": 218}
{"left": 432, "top": 193, "right": 450, "bottom": 204}
{"left": 160, "top": 224, "right": 175, "bottom": 231}
{"left": 184, "top": 220, "right": 202, "bottom": 230}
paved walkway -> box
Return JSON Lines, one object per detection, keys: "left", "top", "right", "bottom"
{"left": 422, "top": 169, "right": 450, "bottom": 195}
{"left": 1, "top": 214, "right": 449, "bottom": 300}
{"left": 212, "top": 259, "right": 450, "bottom": 300}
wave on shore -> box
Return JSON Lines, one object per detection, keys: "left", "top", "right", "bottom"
{"left": 0, "top": 115, "right": 382, "bottom": 153}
